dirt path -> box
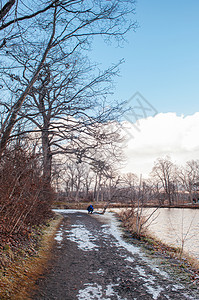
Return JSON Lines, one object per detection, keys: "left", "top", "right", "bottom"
{"left": 31, "top": 211, "right": 199, "bottom": 300}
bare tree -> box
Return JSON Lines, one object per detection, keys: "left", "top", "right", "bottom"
{"left": 150, "top": 156, "right": 178, "bottom": 206}
{"left": 0, "top": 0, "right": 136, "bottom": 157}
{"left": 14, "top": 57, "right": 123, "bottom": 183}
{"left": 90, "top": 129, "right": 124, "bottom": 202}
{"left": 55, "top": 157, "right": 93, "bottom": 201}
{"left": 120, "top": 175, "right": 159, "bottom": 238}
{"left": 178, "top": 160, "right": 199, "bottom": 203}
{"left": 50, "top": 121, "right": 124, "bottom": 203}
{"left": 121, "top": 172, "right": 139, "bottom": 203}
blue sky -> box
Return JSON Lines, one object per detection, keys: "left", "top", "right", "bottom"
{"left": 90, "top": 0, "right": 199, "bottom": 117}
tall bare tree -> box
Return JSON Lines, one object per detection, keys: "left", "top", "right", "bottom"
{"left": 15, "top": 57, "right": 123, "bottom": 183}
{"left": 178, "top": 160, "right": 199, "bottom": 203}
{"left": 0, "top": 0, "right": 136, "bottom": 157}
{"left": 150, "top": 156, "right": 177, "bottom": 206}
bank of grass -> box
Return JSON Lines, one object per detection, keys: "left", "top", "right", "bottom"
{"left": 0, "top": 213, "right": 63, "bottom": 299}
{"left": 52, "top": 200, "right": 199, "bottom": 210}
{"left": 118, "top": 211, "right": 199, "bottom": 286}
{"left": 139, "top": 233, "right": 199, "bottom": 286}
{"left": 52, "top": 201, "right": 130, "bottom": 210}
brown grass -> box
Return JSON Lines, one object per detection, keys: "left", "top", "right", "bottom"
{"left": 119, "top": 210, "right": 199, "bottom": 283}
{"left": 52, "top": 201, "right": 131, "bottom": 210}
{"left": 0, "top": 213, "right": 63, "bottom": 299}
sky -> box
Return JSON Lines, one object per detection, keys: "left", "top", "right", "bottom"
{"left": 120, "top": 112, "right": 199, "bottom": 177}
{"left": 90, "top": 0, "right": 199, "bottom": 116}
{"left": 89, "top": 0, "right": 199, "bottom": 177}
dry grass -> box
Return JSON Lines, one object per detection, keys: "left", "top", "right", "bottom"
{"left": 181, "top": 252, "right": 199, "bottom": 271}
{"left": 0, "top": 213, "right": 63, "bottom": 299}
{"left": 119, "top": 210, "right": 199, "bottom": 283}
{"left": 52, "top": 201, "right": 130, "bottom": 210}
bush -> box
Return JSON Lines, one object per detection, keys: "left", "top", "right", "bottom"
{"left": 0, "top": 146, "right": 54, "bottom": 248}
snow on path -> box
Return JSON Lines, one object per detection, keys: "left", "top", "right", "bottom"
{"left": 65, "top": 224, "right": 99, "bottom": 251}
{"left": 78, "top": 283, "right": 127, "bottom": 300}
{"left": 53, "top": 209, "right": 197, "bottom": 300}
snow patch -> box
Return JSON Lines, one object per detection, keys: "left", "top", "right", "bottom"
{"left": 66, "top": 224, "right": 98, "bottom": 251}
{"left": 171, "top": 284, "right": 184, "bottom": 290}
{"left": 99, "top": 213, "right": 139, "bottom": 255}
{"left": 135, "top": 266, "right": 165, "bottom": 299}
{"left": 55, "top": 224, "right": 64, "bottom": 244}
{"left": 53, "top": 209, "right": 87, "bottom": 214}
{"left": 54, "top": 230, "right": 63, "bottom": 243}
{"left": 136, "top": 266, "right": 155, "bottom": 284}
{"left": 125, "top": 256, "right": 135, "bottom": 263}
{"left": 90, "top": 269, "right": 105, "bottom": 275}
{"left": 144, "top": 283, "right": 164, "bottom": 300}
{"left": 77, "top": 283, "right": 126, "bottom": 300}
{"left": 150, "top": 265, "right": 170, "bottom": 279}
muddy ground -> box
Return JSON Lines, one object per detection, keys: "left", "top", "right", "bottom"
{"left": 31, "top": 211, "right": 199, "bottom": 300}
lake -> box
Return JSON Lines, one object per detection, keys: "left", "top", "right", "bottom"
{"left": 109, "top": 207, "right": 199, "bottom": 261}
{"left": 143, "top": 208, "right": 199, "bottom": 260}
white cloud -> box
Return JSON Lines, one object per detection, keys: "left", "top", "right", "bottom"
{"left": 121, "top": 112, "right": 199, "bottom": 177}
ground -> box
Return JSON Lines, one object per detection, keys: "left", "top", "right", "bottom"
{"left": 31, "top": 210, "right": 199, "bottom": 300}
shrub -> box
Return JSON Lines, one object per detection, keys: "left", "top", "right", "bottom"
{"left": 0, "top": 146, "right": 54, "bottom": 248}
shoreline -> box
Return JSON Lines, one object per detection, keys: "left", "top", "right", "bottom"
{"left": 116, "top": 212, "right": 199, "bottom": 286}
{"left": 52, "top": 201, "right": 199, "bottom": 210}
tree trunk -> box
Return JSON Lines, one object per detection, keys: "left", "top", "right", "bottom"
{"left": 75, "top": 178, "right": 81, "bottom": 202}
{"left": 93, "top": 174, "right": 98, "bottom": 201}
{"left": 42, "top": 127, "right": 52, "bottom": 185}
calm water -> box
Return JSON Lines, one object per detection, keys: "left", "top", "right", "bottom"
{"left": 109, "top": 208, "right": 199, "bottom": 260}
{"left": 143, "top": 208, "right": 199, "bottom": 260}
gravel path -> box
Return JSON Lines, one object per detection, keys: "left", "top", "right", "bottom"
{"left": 31, "top": 211, "right": 199, "bottom": 300}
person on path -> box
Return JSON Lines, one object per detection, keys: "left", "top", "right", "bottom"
{"left": 87, "top": 204, "right": 94, "bottom": 214}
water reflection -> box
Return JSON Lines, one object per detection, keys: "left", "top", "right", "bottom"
{"left": 108, "top": 208, "right": 199, "bottom": 260}
{"left": 143, "top": 208, "right": 199, "bottom": 260}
